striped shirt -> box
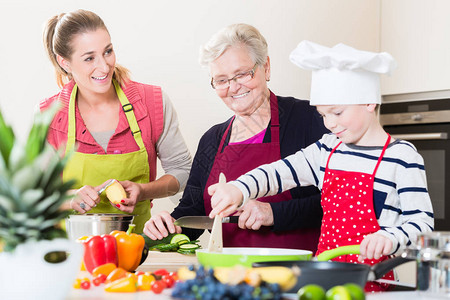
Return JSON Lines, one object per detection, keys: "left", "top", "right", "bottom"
{"left": 231, "top": 133, "right": 434, "bottom": 254}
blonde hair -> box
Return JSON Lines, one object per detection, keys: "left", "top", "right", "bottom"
{"left": 199, "top": 23, "right": 268, "bottom": 68}
{"left": 43, "top": 9, "right": 130, "bottom": 88}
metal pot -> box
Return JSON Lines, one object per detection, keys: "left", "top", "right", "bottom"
{"left": 407, "top": 231, "right": 450, "bottom": 297}
{"left": 65, "top": 214, "right": 134, "bottom": 241}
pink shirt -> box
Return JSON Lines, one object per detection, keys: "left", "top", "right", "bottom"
{"left": 228, "top": 128, "right": 267, "bottom": 145}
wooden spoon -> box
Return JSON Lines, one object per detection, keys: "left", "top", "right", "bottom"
{"left": 207, "top": 172, "right": 227, "bottom": 252}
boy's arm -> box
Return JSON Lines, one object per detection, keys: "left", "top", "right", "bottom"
{"left": 378, "top": 148, "right": 434, "bottom": 254}
{"left": 232, "top": 141, "right": 322, "bottom": 205}
{"left": 210, "top": 140, "right": 323, "bottom": 217}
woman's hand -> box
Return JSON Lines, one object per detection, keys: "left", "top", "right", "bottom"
{"left": 208, "top": 183, "right": 244, "bottom": 218}
{"left": 236, "top": 200, "right": 274, "bottom": 230}
{"left": 113, "top": 180, "right": 143, "bottom": 213}
{"left": 358, "top": 233, "right": 393, "bottom": 262}
{"left": 143, "top": 211, "right": 182, "bottom": 240}
{"left": 70, "top": 184, "right": 102, "bottom": 213}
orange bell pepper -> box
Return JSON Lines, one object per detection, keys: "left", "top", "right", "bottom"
{"left": 110, "top": 224, "right": 145, "bottom": 272}
{"left": 105, "top": 267, "right": 128, "bottom": 284}
{"left": 104, "top": 277, "right": 137, "bottom": 293}
{"left": 92, "top": 263, "right": 117, "bottom": 277}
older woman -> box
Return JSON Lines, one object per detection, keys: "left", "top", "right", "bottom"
{"left": 144, "top": 24, "right": 328, "bottom": 251}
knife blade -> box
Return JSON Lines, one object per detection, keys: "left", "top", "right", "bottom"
{"left": 97, "top": 179, "right": 116, "bottom": 195}
{"left": 174, "top": 216, "right": 239, "bottom": 230}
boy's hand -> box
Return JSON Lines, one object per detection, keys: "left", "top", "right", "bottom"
{"left": 358, "top": 233, "right": 393, "bottom": 262}
{"left": 208, "top": 183, "right": 244, "bottom": 218}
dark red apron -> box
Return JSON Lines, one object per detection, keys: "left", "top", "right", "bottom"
{"left": 203, "top": 92, "right": 320, "bottom": 251}
{"left": 316, "top": 135, "right": 394, "bottom": 292}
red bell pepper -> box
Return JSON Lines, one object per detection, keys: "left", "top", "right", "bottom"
{"left": 83, "top": 234, "right": 118, "bottom": 274}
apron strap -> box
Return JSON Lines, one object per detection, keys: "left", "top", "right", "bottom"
{"left": 113, "top": 80, "right": 146, "bottom": 150}
{"left": 65, "top": 85, "right": 78, "bottom": 156}
{"left": 326, "top": 141, "right": 342, "bottom": 169}
{"left": 372, "top": 134, "right": 391, "bottom": 176}
{"left": 217, "top": 116, "right": 235, "bottom": 154}
{"left": 65, "top": 81, "right": 146, "bottom": 156}
{"left": 325, "top": 135, "right": 391, "bottom": 175}
{"left": 269, "top": 90, "right": 280, "bottom": 144}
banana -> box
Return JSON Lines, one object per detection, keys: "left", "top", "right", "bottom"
{"left": 250, "top": 266, "right": 298, "bottom": 291}
{"left": 177, "top": 267, "right": 196, "bottom": 281}
{"left": 213, "top": 265, "right": 298, "bottom": 291}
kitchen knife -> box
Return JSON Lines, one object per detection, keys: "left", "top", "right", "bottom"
{"left": 174, "top": 216, "right": 239, "bottom": 230}
{"left": 97, "top": 179, "right": 116, "bottom": 195}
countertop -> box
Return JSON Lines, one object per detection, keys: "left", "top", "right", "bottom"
{"left": 67, "top": 252, "right": 430, "bottom": 299}
{"left": 68, "top": 289, "right": 425, "bottom": 299}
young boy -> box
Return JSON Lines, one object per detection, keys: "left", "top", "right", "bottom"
{"left": 208, "top": 41, "right": 434, "bottom": 291}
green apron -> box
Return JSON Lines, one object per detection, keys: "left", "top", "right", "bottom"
{"left": 63, "top": 80, "right": 150, "bottom": 233}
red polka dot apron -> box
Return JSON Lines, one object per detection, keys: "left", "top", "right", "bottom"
{"left": 316, "top": 134, "right": 394, "bottom": 292}
{"left": 203, "top": 92, "right": 320, "bottom": 251}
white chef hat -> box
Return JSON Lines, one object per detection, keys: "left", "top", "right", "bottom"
{"left": 289, "top": 40, "right": 397, "bottom": 105}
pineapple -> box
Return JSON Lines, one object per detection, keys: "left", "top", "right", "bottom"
{"left": 0, "top": 103, "right": 75, "bottom": 252}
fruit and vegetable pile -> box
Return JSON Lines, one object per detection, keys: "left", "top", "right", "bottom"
{"left": 172, "top": 264, "right": 302, "bottom": 300}
{"left": 74, "top": 224, "right": 180, "bottom": 293}
{"left": 73, "top": 227, "right": 366, "bottom": 299}
{"left": 73, "top": 265, "right": 177, "bottom": 293}
{"left": 297, "top": 283, "right": 365, "bottom": 300}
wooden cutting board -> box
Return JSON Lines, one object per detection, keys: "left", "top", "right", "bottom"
{"left": 136, "top": 250, "right": 199, "bottom": 273}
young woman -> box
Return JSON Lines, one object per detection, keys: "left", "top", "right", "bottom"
{"left": 40, "top": 9, "right": 192, "bottom": 232}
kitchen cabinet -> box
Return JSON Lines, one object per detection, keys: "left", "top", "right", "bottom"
{"left": 380, "top": 0, "right": 450, "bottom": 95}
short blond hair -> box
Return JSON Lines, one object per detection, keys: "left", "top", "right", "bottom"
{"left": 199, "top": 23, "right": 268, "bottom": 68}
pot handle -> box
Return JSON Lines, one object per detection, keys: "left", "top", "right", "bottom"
{"left": 316, "top": 244, "right": 360, "bottom": 261}
{"left": 368, "top": 255, "right": 415, "bottom": 281}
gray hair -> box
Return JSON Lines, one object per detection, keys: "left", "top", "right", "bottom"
{"left": 199, "top": 23, "right": 268, "bottom": 68}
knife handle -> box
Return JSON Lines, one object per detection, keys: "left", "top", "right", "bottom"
{"left": 222, "top": 216, "right": 239, "bottom": 223}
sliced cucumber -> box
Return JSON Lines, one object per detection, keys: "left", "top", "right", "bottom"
{"left": 177, "top": 239, "right": 189, "bottom": 246}
{"left": 177, "top": 248, "right": 197, "bottom": 255}
{"left": 179, "top": 243, "right": 200, "bottom": 250}
{"left": 140, "top": 233, "right": 179, "bottom": 248}
{"left": 157, "top": 243, "right": 179, "bottom": 252}
{"left": 170, "top": 233, "right": 190, "bottom": 245}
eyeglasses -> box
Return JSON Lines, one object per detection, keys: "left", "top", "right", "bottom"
{"left": 210, "top": 64, "right": 258, "bottom": 90}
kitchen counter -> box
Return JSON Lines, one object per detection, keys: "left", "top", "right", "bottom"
{"left": 67, "top": 252, "right": 430, "bottom": 299}
{"left": 135, "top": 250, "right": 198, "bottom": 273}
{"left": 68, "top": 289, "right": 425, "bottom": 299}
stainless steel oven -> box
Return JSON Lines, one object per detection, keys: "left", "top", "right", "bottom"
{"left": 380, "top": 92, "right": 450, "bottom": 231}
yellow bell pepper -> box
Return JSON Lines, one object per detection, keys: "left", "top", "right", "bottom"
{"left": 73, "top": 278, "right": 82, "bottom": 289}
{"left": 137, "top": 274, "right": 155, "bottom": 291}
{"left": 104, "top": 277, "right": 137, "bottom": 293}
{"left": 110, "top": 224, "right": 145, "bottom": 272}
{"left": 75, "top": 235, "right": 90, "bottom": 271}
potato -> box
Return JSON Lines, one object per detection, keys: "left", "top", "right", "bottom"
{"left": 105, "top": 180, "right": 127, "bottom": 204}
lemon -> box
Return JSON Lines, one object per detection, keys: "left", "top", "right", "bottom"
{"left": 297, "top": 284, "right": 326, "bottom": 300}
{"left": 325, "top": 285, "right": 352, "bottom": 300}
{"left": 344, "top": 283, "right": 365, "bottom": 300}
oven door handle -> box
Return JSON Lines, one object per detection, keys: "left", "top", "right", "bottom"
{"left": 391, "top": 132, "right": 448, "bottom": 140}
